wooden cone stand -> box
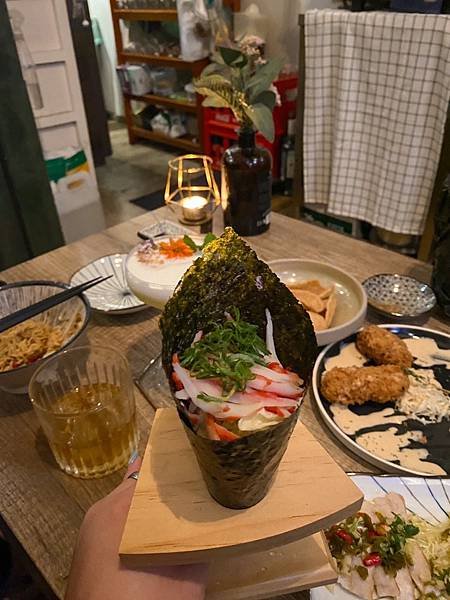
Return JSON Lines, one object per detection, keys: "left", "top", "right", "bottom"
{"left": 120, "top": 409, "right": 363, "bottom": 599}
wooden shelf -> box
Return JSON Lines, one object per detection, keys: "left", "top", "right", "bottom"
{"left": 110, "top": 0, "right": 240, "bottom": 153}
{"left": 125, "top": 92, "right": 197, "bottom": 112}
{"left": 131, "top": 126, "right": 200, "bottom": 151}
{"left": 113, "top": 9, "right": 177, "bottom": 21}
{"left": 120, "top": 51, "right": 208, "bottom": 71}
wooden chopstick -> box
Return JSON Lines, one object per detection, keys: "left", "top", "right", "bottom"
{"left": 0, "top": 275, "right": 112, "bottom": 334}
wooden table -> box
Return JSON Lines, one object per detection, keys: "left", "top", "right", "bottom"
{"left": 0, "top": 208, "right": 448, "bottom": 600}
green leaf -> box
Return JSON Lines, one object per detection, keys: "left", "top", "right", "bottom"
{"left": 183, "top": 235, "right": 198, "bottom": 252}
{"left": 202, "top": 96, "right": 230, "bottom": 108}
{"left": 200, "top": 62, "right": 228, "bottom": 77}
{"left": 219, "top": 46, "right": 245, "bottom": 66}
{"left": 201, "top": 233, "right": 217, "bottom": 248}
{"left": 244, "top": 103, "right": 275, "bottom": 142}
{"left": 194, "top": 73, "right": 232, "bottom": 90}
{"left": 210, "top": 50, "right": 226, "bottom": 65}
{"left": 246, "top": 56, "right": 284, "bottom": 99}
{"left": 252, "top": 90, "right": 276, "bottom": 111}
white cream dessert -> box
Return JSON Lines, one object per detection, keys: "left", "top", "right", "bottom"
{"left": 126, "top": 236, "right": 201, "bottom": 309}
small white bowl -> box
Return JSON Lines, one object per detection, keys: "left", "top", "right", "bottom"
{"left": 268, "top": 259, "right": 367, "bottom": 346}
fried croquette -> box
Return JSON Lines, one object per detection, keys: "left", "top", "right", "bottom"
{"left": 321, "top": 365, "right": 410, "bottom": 405}
{"left": 356, "top": 325, "right": 413, "bottom": 368}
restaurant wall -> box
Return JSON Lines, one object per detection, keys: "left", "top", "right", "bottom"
{"left": 240, "top": 0, "right": 335, "bottom": 65}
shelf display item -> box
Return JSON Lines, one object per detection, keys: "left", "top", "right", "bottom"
{"left": 177, "top": 0, "right": 210, "bottom": 61}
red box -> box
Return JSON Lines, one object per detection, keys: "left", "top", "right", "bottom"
{"left": 202, "top": 74, "right": 298, "bottom": 178}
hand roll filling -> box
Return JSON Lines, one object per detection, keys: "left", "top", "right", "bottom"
{"left": 171, "top": 308, "right": 305, "bottom": 441}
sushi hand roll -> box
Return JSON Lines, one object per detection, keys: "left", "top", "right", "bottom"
{"left": 160, "top": 229, "right": 317, "bottom": 509}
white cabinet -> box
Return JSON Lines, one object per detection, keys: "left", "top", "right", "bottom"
{"left": 6, "top": 0, "right": 106, "bottom": 243}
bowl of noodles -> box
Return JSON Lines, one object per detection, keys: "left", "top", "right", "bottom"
{"left": 0, "top": 281, "right": 91, "bottom": 394}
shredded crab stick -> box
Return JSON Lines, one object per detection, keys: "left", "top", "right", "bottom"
{"left": 172, "top": 309, "right": 305, "bottom": 440}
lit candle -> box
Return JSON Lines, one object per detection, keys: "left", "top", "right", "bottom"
{"left": 180, "top": 195, "right": 208, "bottom": 222}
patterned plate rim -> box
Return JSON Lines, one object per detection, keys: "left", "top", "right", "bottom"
{"left": 312, "top": 324, "right": 450, "bottom": 477}
{"left": 361, "top": 274, "right": 436, "bottom": 317}
{"left": 70, "top": 254, "right": 146, "bottom": 314}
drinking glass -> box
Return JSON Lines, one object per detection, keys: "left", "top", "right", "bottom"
{"left": 29, "top": 346, "right": 138, "bottom": 479}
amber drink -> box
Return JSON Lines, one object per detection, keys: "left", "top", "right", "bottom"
{"left": 29, "top": 346, "right": 138, "bottom": 478}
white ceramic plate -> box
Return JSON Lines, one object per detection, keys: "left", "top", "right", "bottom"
{"left": 312, "top": 325, "right": 450, "bottom": 476}
{"left": 268, "top": 259, "right": 367, "bottom": 346}
{"left": 311, "top": 474, "right": 450, "bottom": 600}
{"left": 70, "top": 254, "right": 147, "bottom": 314}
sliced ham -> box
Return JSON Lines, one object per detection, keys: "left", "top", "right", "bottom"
{"left": 384, "top": 493, "right": 407, "bottom": 518}
{"left": 368, "top": 493, "right": 407, "bottom": 522}
{"left": 373, "top": 565, "right": 399, "bottom": 598}
{"left": 340, "top": 556, "right": 375, "bottom": 600}
{"left": 406, "top": 541, "right": 432, "bottom": 593}
{"left": 394, "top": 567, "right": 416, "bottom": 600}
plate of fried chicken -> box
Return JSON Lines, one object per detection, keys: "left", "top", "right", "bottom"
{"left": 312, "top": 325, "right": 450, "bottom": 476}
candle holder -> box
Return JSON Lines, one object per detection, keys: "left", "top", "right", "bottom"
{"left": 165, "top": 155, "right": 220, "bottom": 225}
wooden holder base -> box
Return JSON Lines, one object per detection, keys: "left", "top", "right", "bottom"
{"left": 120, "top": 409, "right": 362, "bottom": 597}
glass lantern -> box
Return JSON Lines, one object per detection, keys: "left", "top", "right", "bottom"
{"left": 164, "top": 155, "right": 220, "bottom": 225}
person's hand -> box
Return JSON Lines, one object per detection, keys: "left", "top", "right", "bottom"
{"left": 65, "top": 454, "right": 208, "bottom": 600}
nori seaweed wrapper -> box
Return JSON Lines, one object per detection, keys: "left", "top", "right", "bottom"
{"left": 160, "top": 228, "right": 318, "bottom": 509}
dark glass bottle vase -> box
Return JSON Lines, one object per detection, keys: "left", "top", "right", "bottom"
{"left": 222, "top": 128, "right": 272, "bottom": 236}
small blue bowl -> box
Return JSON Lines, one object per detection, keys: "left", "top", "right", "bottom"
{"left": 363, "top": 273, "right": 436, "bottom": 318}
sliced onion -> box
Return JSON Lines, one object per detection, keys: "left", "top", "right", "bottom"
{"left": 265, "top": 308, "right": 280, "bottom": 364}
{"left": 172, "top": 362, "right": 223, "bottom": 415}
{"left": 192, "top": 330, "right": 203, "bottom": 345}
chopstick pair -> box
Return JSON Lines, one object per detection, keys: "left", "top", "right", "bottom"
{"left": 0, "top": 275, "right": 112, "bottom": 334}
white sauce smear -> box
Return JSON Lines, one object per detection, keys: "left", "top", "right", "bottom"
{"left": 355, "top": 428, "right": 446, "bottom": 476}
{"left": 324, "top": 334, "right": 449, "bottom": 476}
{"left": 404, "top": 337, "right": 450, "bottom": 368}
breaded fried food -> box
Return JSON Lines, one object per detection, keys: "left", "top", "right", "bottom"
{"left": 356, "top": 325, "right": 413, "bottom": 368}
{"left": 321, "top": 365, "right": 410, "bottom": 405}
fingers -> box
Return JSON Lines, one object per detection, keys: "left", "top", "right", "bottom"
{"left": 123, "top": 451, "right": 142, "bottom": 481}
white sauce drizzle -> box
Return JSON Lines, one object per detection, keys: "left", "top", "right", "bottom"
{"left": 355, "top": 428, "right": 446, "bottom": 476}
{"left": 404, "top": 337, "right": 450, "bottom": 368}
{"left": 330, "top": 404, "right": 407, "bottom": 435}
{"left": 325, "top": 343, "right": 366, "bottom": 370}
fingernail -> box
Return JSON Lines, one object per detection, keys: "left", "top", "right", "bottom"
{"left": 128, "top": 450, "right": 139, "bottom": 465}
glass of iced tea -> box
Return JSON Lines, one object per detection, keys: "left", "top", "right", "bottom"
{"left": 29, "top": 345, "right": 138, "bottom": 478}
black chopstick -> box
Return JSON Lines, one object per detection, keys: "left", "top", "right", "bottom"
{"left": 0, "top": 275, "right": 112, "bottom": 334}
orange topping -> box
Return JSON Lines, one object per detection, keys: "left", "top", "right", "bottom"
{"left": 158, "top": 238, "right": 194, "bottom": 259}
